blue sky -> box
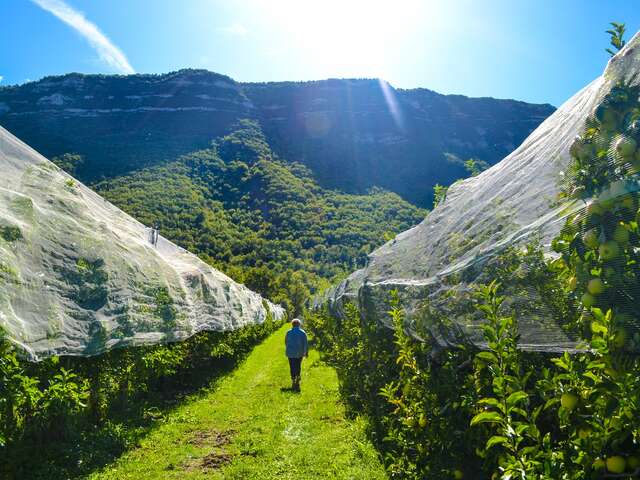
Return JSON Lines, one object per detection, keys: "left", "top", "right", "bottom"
{"left": 1, "top": 0, "right": 639, "bottom": 106}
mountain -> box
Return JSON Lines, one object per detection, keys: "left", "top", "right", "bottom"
{"left": 91, "top": 120, "right": 427, "bottom": 315}
{"left": 0, "top": 70, "right": 553, "bottom": 314}
{"left": 0, "top": 70, "right": 554, "bottom": 207}
{"left": 0, "top": 125, "right": 283, "bottom": 360}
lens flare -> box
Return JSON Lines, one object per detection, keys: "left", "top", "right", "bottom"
{"left": 379, "top": 79, "right": 405, "bottom": 132}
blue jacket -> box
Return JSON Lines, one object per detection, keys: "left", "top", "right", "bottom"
{"left": 285, "top": 326, "right": 308, "bottom": 358}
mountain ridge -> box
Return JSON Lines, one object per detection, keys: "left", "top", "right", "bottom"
{"left": 1, "top": 69, "right": 557, "bottom": 106}
{"left": 0, "top": 69, "right": 555, "bottom": 207}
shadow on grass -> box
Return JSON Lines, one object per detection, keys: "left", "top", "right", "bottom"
{"left": 279, "top": 386, "right": 301, "bottom": 394}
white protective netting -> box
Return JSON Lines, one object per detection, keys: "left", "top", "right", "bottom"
{"left": 0, "top": 126, "right": 284, "bottom": 360}
{"left": 321, "top": 32, "right": 640, "bottom": 352}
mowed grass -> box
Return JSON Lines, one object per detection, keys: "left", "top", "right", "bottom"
{"left": 89, "top": 324, "right": 387, "bottom": 480}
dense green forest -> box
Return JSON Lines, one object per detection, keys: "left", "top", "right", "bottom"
{"left": 71, "top": 119, "right": 426, "bottom": 316}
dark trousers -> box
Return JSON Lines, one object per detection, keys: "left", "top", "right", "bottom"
{"left": 288, "top": 357, "right": 302, "bottom": 380}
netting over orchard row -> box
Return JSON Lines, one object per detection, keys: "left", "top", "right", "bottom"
{"left": 320, "top": 32, "right": 640, "bottom": 353}
{"left": 0, "top": 127, "right": 284, "bottom": 360}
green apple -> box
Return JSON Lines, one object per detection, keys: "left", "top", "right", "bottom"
{"left": 629, "top": 160, "right": 640, "bottom": 174}
{"left": 568, "top": 276, "right": 577, "bottom": 291}
{"left": 599, "top": 241, "right": 621, "bottom": 260}
{"left": 581, "top": 293, "right": 596, "bottom": 308}
{"left": 613, "top": 328, "right": 627, "bottom": 348}
{"left": 610, "top": 181, "right": 629, "bottom": 199}
{"left": 583, "top": 229, "right": 600, "bottom": 249}
{"left": 613, "top": 224, "right": 630, "bottom": 244}
{"left": 606, "top": 456, "right": 626, "bottom": 474}
{"left": 601, "top": 197, "right": 616, "bottom": 210}
{"left": 593, "top": 458, "right": 606, "bottom": 470}
{"left": 614, "top": 135, "right": 637, "bottom": 158}
{"left": 560, "top": 392, "right": 579, "bottom": 410}
{"left": 605, "top": 367, "right": 619, "bottom": 378}
{"left": 570, "top": 136, "right": 584, "bottom": 159}
{"left": 587, "top": 278, "right": 605, "bottom": 295}
{"left": 570, "top": 137, "right": 593, "bottom": 161}
{"left": 596, "top": 105, "right": 618, "bottom": 127}
{"left": 578, "top": 427, "right": 592, "bottom": 439}
{"left": 602, "top": 118, "right": 618, "bottom": 132}
{"left": 586, "top": 201, "right": 604, "bottom": 217}
{"left": 453, "top": 470, "right": 464, "bottom": 479}
{"left": 621, "top": 196, "right": 636, "bottom": 210}
{"left": 610, "top": 86, "right": 630, "bottom": 103}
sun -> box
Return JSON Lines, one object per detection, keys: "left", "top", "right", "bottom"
{"left": 252, "top": 0, "right": 425, "bottom": 79}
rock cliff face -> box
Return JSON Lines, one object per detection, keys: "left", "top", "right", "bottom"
{"left": 323, "top": 32, "right": 640, "bottom": 352}
{"left": 0, "top": 71, "right": 554, "bottom": 206}
{"left": 0, "top": 126, "right": 283, "bottom": 360}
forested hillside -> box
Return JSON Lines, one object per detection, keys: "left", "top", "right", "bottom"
{"left": 0, "top": 70, "right": 554, "bottom": 206}
{"left": 0, "top": 70, "right": 553, "bottom": 311}
{"left": 91, "top": 120, "right": 425, "bottom": 315}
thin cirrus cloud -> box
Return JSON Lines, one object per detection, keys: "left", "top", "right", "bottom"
{"left": 30, "top": 0, "right": 135, "bottom": 74}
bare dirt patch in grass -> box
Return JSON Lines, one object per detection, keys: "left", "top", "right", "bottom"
{"left": 180, "top": 429, "right": 236, "bottom": 472}
{"left": 198, "top": 451, "right": 234, "bottom": 471}
{"left": 182, "top": 449, "right": 234, "bottom": 472}
{"left": 187, "top": 429, "right": 234, "bottom": 448}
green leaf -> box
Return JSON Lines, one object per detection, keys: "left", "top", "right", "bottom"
{"left": 476, "top": 351, "right": 499, "bottom": 364}
{"left": 478, "top": 397, "right": 506, "bottom": 413}
{"left": 486, "top": 435, "right": 509, "bottom": 449}
{"left": 586, "top": 360, "right": 605, "bottom": 370}
{"left": 550, "top": 357, "right": 569, "bottom": 371}
{"left": 543, "top": 397, "right": 559, "bottom": 410}
{"left": 506, "top": 391, "right": 528, "bottom": 409}
{"left": 511, "top": 407, "right": 529, "bottom": 418}
{"left": 583, "top": 371, "right": 601, "bottom": 383}
{"left": 470, "top": 411, "right": 503, "bottom": 426}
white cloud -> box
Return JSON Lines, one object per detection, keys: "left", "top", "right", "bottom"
{"left": 31, "top": 0, "right": 134, "bottom": 74}
{"left": 0, "top": 76, "right": 3, "bottom": 83}
{"left": 220, "top": 22, "right": 249, "bottom": 36}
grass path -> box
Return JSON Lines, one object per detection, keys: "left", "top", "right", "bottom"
{"left": 89, "top": 325, "right": 387, "bottom": 480}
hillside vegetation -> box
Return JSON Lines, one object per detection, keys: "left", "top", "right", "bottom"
{"left": 91, "top": 120, "right": 426, "bottom": 315}
{"left": 0, "top": 69, "right": 554, "bottom": 206}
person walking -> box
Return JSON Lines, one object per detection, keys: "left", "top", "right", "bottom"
{"left": 285, "top": 318, "right": 308, "bottom": 392}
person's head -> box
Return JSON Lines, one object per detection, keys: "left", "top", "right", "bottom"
{"left": 291, "top": 318, "right": 301, "bottom": 328}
